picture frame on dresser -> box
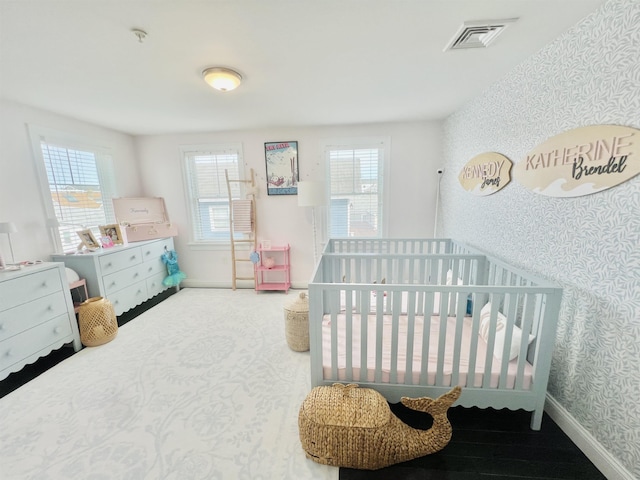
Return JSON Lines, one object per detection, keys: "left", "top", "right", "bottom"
{"left": 77, "top": 229, "right": 99, "bottom": 250}
{"left": 99, "top": 224, "right": 124, "bottom": 245}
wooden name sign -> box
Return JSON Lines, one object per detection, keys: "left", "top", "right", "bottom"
{"left": 514, "top": 125, "right": 640, "bottom": 197}
{"left": 458, "top": 152, "right": 512, "bottom": 196}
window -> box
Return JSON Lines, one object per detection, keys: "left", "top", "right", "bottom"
{"left": 325, "top": 138, "right": 388, "bottom": 238}
{"left": 30, "top": 128, "right": 117, "bottom": 252}
{"left": 182, "top": 144, "right": 244, "bottom": 243}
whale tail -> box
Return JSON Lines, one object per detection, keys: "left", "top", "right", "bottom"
{"left": 400, "top": 386, "right": 461, "bottom": 416}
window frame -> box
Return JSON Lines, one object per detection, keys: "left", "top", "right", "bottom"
{"left": 180, "top": 143, "right": 245, "bottom": 247}
{"left": 322, "top": 136, "right": 390, "bottom": 240}
{"left": 29, "top": 125, "right": 117, "bottom": 253}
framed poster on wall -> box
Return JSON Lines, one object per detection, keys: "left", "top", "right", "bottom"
{"left": 265, "top": 141, "right": 298, "bottom": 195}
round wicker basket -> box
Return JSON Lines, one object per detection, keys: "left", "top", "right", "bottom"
{"left": 284, "top": 292, "right": 309, "bottom": 352}
{"left": 78, "top": 296, "right": 118, "bottom": 347}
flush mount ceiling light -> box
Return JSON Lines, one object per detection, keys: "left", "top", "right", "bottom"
{"left": 202, "top": 67, "right": 242, "bottom": 92}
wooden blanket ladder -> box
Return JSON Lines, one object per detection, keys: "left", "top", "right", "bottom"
{"left": 226, "top": 168, "right": 257, "bottom": 290}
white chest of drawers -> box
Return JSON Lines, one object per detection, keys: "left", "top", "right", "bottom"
{"left": 0, "top": 262, "right": 81, "bottom": 380}
{"left": 51, "top": 238, "right": 175, "bottom": 316}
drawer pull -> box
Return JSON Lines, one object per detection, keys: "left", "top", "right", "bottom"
{"left": 54, "top": 326, "right": 61, "bottom": 334}
{"left": 5, "top": 349, "right": 13, "bottom": 357}
{"left": 0, "top": 324, "right": 4, "bottom": 331}
{"left": 134, "top": 272, "right": 139, "bottom": 278}
{"left": 106, "top": 262, "right": 113, "bottom": 268}
{"left": 110, "top": 282, "right": 117, "bottom": 288}
{"left": 41, "top": 281, "right": 47, "bottom": 287}
{"left": 130, "top": 255, "right": 137, "bottom": 261}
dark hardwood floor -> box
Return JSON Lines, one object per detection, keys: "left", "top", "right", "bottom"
{"left": 2, "top": 289, "right": 606, "bottom": 479}
{"left": 340, "top": 401, "right": 606, "bottom": 480}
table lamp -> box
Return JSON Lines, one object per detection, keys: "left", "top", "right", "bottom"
{"left": 0, "top": 222, "right": 18, "bottom": 264}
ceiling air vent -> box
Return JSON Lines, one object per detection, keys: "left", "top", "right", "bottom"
{"left": 444, "top": 18, "right": 518, "bottom": 51}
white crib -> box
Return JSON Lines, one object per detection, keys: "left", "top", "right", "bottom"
{"left": 308, "top": 238, "right": 562, "bottom": 430}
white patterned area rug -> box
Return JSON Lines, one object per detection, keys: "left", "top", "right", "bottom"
{"left": 0, "top": 288, "right": 337, "bottom": 480}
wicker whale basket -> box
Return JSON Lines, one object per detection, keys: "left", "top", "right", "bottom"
{"left": 298, "top": 383, "right": 461, "bottom": 470}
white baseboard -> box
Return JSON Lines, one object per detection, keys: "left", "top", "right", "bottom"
{"left": 545, "top": 394, "right": 634, "bottom": 480}
{"left": 180, "top": 280, "right": 309, "bottom": 290}
{"left": 181, "top": 280, "right": 235, "bottom": 289}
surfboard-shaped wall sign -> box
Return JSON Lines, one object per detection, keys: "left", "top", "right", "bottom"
{"left": 514, "top": 125, "right": 640, "bottom": 197}
{"left": 458, "top": 152, "right": 512, "bottom": 196}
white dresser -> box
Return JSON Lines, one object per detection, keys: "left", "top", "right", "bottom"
{"left": 51, "top": 237, "right": 175, "bottom": 316}
{"left": 0, "top": 262, "right": 81, "bottom": 380}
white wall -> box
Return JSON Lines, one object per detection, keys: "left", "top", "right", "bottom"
{"left": 439, "top": 0, "right": 639, "bottom": 477}
{"left": 135, "top": 120, "right": 442, "bottom": 287}
{"left": 0, "top": 99, "right": 141, "bottom": 263}
{"left": 0, "top": 98, "right": 441, "bottom": 285}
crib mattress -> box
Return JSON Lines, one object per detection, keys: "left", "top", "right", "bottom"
{"left": 321, "top": 314, "right": 533, "bottom": 389}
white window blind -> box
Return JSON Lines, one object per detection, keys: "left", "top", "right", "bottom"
{"left": 182, "top": 145, "right": 243, "bottom": 242}
{"left": 40, "top": 141, "right": 116, "bottom": 252}
{"left": 326, "top": 142, "right": 385, "bottom": 238}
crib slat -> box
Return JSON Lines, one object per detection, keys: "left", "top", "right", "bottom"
{"left": 515, "top": 293, "right": 537, "bottom": 390}
{"left": 419, "top": 292, "right": 434, "bottom": 385}
{"left": 467, "top": 298, "right": 481, "bottom": 388}
{"left": 360, "top": 290, "right": 370, "bottom": 382}
{"left": 330, "top": 290, "right": 340, "bottom": 381}
{"left": 345, "top": 291, "right": 354, "bottom": 380}
{"left": 482, "top": 295, "right": 501, "bottom": 389}
{"left": 498, "top": 292, "right": 520, "bottom": 387}
{"left": 435, "top": 312, "right": 448, "bottom": 386}
{"left": 389, "top": 292, "right": 401, "bottom": 384}
{"left": 374, "top": 293, "right": 384, "bottom": 383}
{"left": 405, "top": 291, "right": 417, "bottom": 385}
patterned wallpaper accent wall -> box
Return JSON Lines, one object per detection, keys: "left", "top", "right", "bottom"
{"left": 440, "top": 0, "right": 639, "bottom": 475}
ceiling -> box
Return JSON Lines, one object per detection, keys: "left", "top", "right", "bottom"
{"left": 0, "top": 0, "right": 605, "bottom": 136}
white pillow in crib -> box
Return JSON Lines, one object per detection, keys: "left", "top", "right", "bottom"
{"left": 479, "top": 302, "right": 535, "bottom": 361}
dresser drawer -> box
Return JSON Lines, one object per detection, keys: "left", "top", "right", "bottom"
{"left": 141, "top": 238, "right": 174, "bottom": 262}
{"left": 0, "top": 268, "right": 62, "bottom": 310}
{"left": 0, "top": 315, "right": 73, "bottom": 372}
{"left": 102, "top": 264, "right": 147, "bottom": 295}
{"left": 109, "top": 281, "right": 148, "bottom": 316}
{"left": 98, "top": 247, "right": 143, "bottom": 275}
{"left": 0, "top": 293, "right": 68, "bottom": 341}
{"left": 147, "top": 272, "right": 169, "bottom": 298}
{"left": 144, "top": 257, "right": 166, "bottom": 277}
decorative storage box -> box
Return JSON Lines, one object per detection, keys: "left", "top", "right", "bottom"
{"left": 113, "top": 197, "right": 178, "bottom": 242}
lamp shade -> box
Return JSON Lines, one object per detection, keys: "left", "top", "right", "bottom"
{"left": 0, "top": 222, "right": 17, "bottom": 234}
{"left": 202, "top": 67, "right": 242, "bottom": 91}
{"left": 297, "top": 181, "right": 327, "bottom": 207}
